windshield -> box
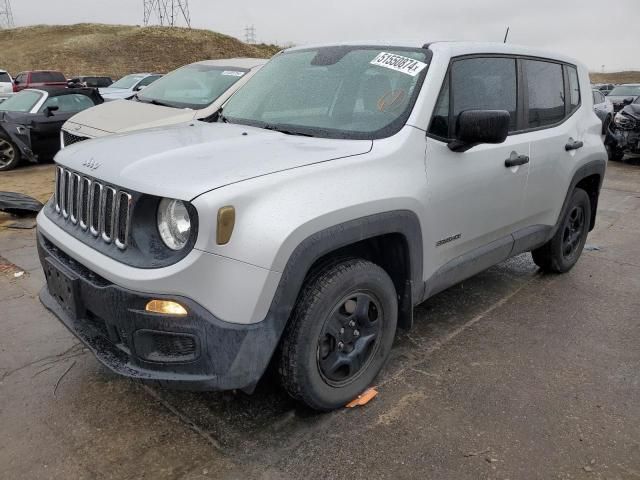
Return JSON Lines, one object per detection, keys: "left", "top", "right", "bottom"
{"left": 0, "top": 90, "right": 43, "bottom": 112}
{"left": 609, "top": 85, "right": 640, "bottom": 96}
{"left": 138, "top": 64, "right": 250, "bottom": 110}
{"left": 0, "top": 72, "right": 10, "bottom": 82}
{"left": 222, "top": 46, "right": 431, "bottom": 139}
{"left": 109, "top": 74, "right": 147, "bottom": 90}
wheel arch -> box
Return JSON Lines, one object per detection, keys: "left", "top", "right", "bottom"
{"left": 557, "top": 160, "right": 606, "bottom": 235}
{"left": 268, "top": 211, "right": 424, "bottom": 334}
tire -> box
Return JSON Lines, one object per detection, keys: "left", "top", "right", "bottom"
{"left": 606, "top": 143, "right": 624, "bottom": 162}
{"left": 0, "top": 134, "right": 21, "bottom": 171}
{"left": 278, "top": 258, "right": 398, "bottom": 411}
{"left": 531, "top": 188, "right": 591, "bottom": 273}
{"left": 602, "top": 114, "right": 612, "bottom": 136}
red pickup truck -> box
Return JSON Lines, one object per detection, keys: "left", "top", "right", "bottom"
{"left": 13, "top": 70, "right": 67, "bottom": 92}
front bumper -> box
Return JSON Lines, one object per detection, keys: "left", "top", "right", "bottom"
{"left": 37, "top": 233, "right": 281, "bottom": 392}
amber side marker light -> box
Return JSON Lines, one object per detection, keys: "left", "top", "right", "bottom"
{"left": 216, "top": 206, "right": 235, "bottom": 245}
{"left": 145, "top": 300, "right": 188, "bottom": 316}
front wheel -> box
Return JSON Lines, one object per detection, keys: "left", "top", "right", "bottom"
{"left": 0, "top": 134, "right": 21, "bottom": 171}
{"left": 532, "top": 188, "right": 591, "bottom": 273}
{"left": 278, "top": 258, "right": 398, "bottom": 411}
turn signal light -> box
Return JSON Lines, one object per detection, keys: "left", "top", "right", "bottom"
{"left": 145, "top": 300, "right": 188, "bottom": 316}
{"left": 216, "top": 206, "right": 235, "bottom": 245}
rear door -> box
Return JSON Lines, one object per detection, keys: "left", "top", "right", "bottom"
{"left": 425, "top": 55, "right": 530, "bottom": 269}
{"left": 519, "top": 60, "right": 582, "bottom": 228}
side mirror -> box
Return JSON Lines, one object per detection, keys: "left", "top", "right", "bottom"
{"left": 44, "top": 105, "right": 59, "bottom": 117}
{"left": 135, "top": 85, "right": 147, "bottom": 92}
{"left": 623, "top": 97, "right": 634, "bottom": 106}
{"left": 448, "top": 110, "right": 510, "bottom": 152}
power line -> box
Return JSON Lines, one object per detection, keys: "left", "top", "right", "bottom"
{"left": 244, "top": 25, "right": 256, "bottom": 44}
{"left": 0, "top": 0, "right": 15, "bottom": 29}
{"left": 143, "top": 0, "right": 191, "bottom": 28}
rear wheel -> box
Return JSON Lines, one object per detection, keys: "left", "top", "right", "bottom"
{"left": 0, "top": 134, "right": 21, "bottom": 171}
{"left": 278, "top": 259, "right": 397, "bottom": 411}
{"left": 532, "top": 188, "right": 591, "bottom": 273}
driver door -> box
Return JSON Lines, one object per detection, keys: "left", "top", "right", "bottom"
{"left": 424, "top": 56, "right": 531, "bottom": 276}
{"left": 30, "top": 94, "right": 97, "bottom": 159}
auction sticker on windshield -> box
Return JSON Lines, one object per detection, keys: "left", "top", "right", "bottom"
{"left": 222, "top": 71, "right": 245, "bottom": 77}
{"left": 370, "top": 52, "right": 428, "bottom": 77}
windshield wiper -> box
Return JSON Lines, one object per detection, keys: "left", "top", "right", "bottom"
{"left": 262, "top": 124, "right": 315, "bottom": 137}
{"left": 148, "top": 99, "right": 174, "bottom": 108}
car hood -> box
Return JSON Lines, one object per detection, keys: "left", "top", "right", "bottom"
{"left": 64, "top": 99, "right": 197, "bottom": 136}
{"left": 621, "top": 104, "right": 640, "bottom": 119}
{"left": 56, "top": 122, "right": 373, "bottom": 200}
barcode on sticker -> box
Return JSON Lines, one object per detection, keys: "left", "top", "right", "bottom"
{"left": 222, "top": 71, "right": 245, "bottom": 77}
{"left": 370, "top": 53, "right": 428, "bottom": 77}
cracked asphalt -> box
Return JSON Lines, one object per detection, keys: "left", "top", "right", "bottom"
{"left": 1, "top": 160, "right": 639, "bottom": 480}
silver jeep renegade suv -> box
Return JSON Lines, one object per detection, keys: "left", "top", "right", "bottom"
{"left": 37, "top": 42, "right": 607, "bottom": 411}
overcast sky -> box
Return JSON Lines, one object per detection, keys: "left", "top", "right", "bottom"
{"left": 10, "top": 0, "right": 640, "bottom": 71}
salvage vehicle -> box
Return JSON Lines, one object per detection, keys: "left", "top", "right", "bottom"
{"left": 0, "top": 88, "right": 103, "bottom": 171}
{"left": 37, "top": 42, "right": 606, "bottom": 411}
{"left": 60, "top": 58, "right": 266, "bottom": 147}
{"left": 604, "top": 96, "right": 640, "bottom": 161}
{"left": 13, "top": 70, "right": 68, "bottom": 92}
{"left": 593, "top": 83, "right": 614, "bottom": 95}
{"left": 0, "top": 69, "right": 15, "bottom": 103}
{"left": 606, "top": 84, "right": 640, "bottom": 112}
{"left": 99, "top": 73, "right": 163, "bottom": 101}
{"left": 592, "top": 89, "right": 613, "bottom": 134}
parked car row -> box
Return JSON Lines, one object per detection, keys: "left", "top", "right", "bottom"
{"left": 0, "top": 58, "right": 265, "bottom": 170}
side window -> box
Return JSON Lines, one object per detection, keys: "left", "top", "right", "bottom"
{"left": 428, "top": 72, "right": 450, "bottom": 138}
{"left": 567, "top": 66, "right": 580, "bottom": 113}
{"left": 593, "top": 90, "right": 603, "bottom": 104}
{"left": 451, "top": 57, "right": 517, "bottom": 134}
{"left": 524, "top": 60, "right": 565, "bottom": 128}
{"left": 40, "top": 94, "right": 95, "bottom": 113}
{"left": 15, "top": 74, "right": 25, "bottom": 84}
{"left": 136, "top": 75, "right": 162, "bottom": 90}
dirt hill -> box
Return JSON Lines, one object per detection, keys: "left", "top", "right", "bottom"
{"left": 590, "top": 71, "right": 640, "bottom": 84}
{"left": 0, "top": 23, "right": 280, "bottom": 78}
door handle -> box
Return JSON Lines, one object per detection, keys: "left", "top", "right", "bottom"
{"left": 565, "top": 139, "right": 584, "bottom": 151}
{"left": 505, "top": 152, "right": 530, "bottom": 168}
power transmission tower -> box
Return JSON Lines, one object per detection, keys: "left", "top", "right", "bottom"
{"left": 143, "top": 0, "right": 191, "bottom": 28}
{"left": 0, "top": 0, "right": 15, "bottom": 29}
{"left": 244, "top": 25, "right": 256, "bottom": 44}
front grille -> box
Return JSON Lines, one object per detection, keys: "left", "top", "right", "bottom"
{"left": 54, "top": 166, "right": 132, "bottom": 249}
{"left": 62, "top": 130, "right": 90, "bottom": 147}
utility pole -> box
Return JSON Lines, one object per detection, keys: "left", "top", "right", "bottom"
{"left": 0, "top": 0, "right": 15, "bottom": 29}
{"left": 143, "top": 0, "right": 191, "bottom": 28}
{"left": 244, "top": 25, "right": 256, "bottom": 44}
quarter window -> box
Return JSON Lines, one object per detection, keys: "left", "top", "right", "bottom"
{"left": 524, "top": 60, "right": 565, "bottom": 128}
{"left": 567, "top": 66, "right": 580, "bottom": 113}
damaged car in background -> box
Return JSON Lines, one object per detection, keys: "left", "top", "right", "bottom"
{"left": 605, "top": 96, "right": 640, "bottom": 161}
{"left": 0, "top": 88, "right": 103, "bottom": 171}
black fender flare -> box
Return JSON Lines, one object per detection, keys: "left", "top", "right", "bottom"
{"left": 269, "top": 210, "right": 423, "bottom": 320}
{"left": 552, "top": 159, "right": 606, "bottom": 237}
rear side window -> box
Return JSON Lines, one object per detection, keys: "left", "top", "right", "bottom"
{"left": 428, "top": 57, "right": 517, "bottom": 138}
{"left": 0, "top": 72, "right": 10, "bottom": 82}
{"left": 567, "top": 66, "right": 580, "bottom": 113}
{"left": 524, "top": 60, "right": 565, "bottom": 128}
{"left": 31, "top": 71, "right": 66, "bottom": 83}
{"left": 592, "top": 90, "right": 604, "bottom": 104}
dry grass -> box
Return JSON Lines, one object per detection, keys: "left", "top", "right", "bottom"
{"left": 590, "top": 71, "right": 640, "bottom": 85}
{"left": 0, "top": 23, "right": 281, "bottom": 78}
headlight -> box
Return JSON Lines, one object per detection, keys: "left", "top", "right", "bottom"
{"left": 614, "top": 113, "right": 636, "bottom": 129}
{"left": 157, "top": 198, "right": 191, "bottom": 250}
